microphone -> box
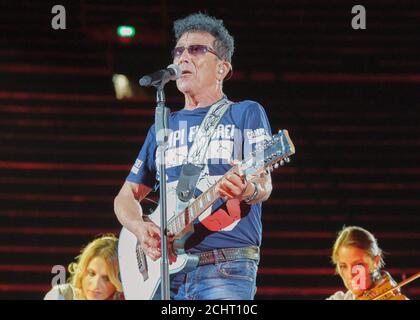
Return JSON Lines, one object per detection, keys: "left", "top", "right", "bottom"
{"left": 139, "top": 64, "right": 181, "bottom": 87}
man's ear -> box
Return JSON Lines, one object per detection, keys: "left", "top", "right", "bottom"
{"left": 221, "top": 61, "right": 232, "bottom": 80}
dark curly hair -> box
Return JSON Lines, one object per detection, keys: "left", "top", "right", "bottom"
{"left": 173, "top": 12, "right": 235, "bottom": 63}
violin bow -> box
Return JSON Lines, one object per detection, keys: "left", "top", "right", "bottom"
{"left": 372, "top": 271, "right": 420, "bottom": 300}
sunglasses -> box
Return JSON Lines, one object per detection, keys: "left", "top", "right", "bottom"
{"left": 172, "top": 44, "right": 221, "bottom": 59}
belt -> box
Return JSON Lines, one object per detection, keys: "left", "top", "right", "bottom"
{"left": 194, "top": 246, "right": 260, "bottom": 266}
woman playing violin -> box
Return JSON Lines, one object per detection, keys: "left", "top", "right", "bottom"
{"left": 327, "top": 226, "right": 408, "bottom": 300}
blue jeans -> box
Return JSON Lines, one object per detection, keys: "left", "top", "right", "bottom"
{"left": 153, "top": 258, "right": 258, "bottom": 300}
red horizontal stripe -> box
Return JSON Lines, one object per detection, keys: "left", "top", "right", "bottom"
{"left": 0, "top": 265, "right": 53, "bottom": 272}
{"left": 268, "top": 199, "right": 339, "bottom": 206}
{"left": 264, "top": 231, "right": 420, "bottom": 239}
{"left": 0, "top": 63, "right": 110, "bottom": 76}
{"left": 0, "top": 193, "right": 110, "bottom": 203}
{"left": 0, "top": 48, "right": 104, "bottom": 60}
{"left": 0, "top": 118, "right": 151, "bottom": 129}
{"left": 305, "top": 125, "right": 420, "bottom": 133}
{"left": 0, "top": 206, "right": 157, "bottom": 219}
{"left": 336, "top": 183, "right": 420, "bottom": 190}
{"left": 0, "top": 177, "right": 121, "bottom": 187}
{"left": 258, "top": 267, "right": 420, "bottom": 276}
{"left": 249, "top": 72, "right": 277, "bottom": 81}
{"left": 259, "top": 268, "right": 334, "bottom": 276}
{"left": 0, "top": 132, "right": 144, "bottom": 142}
{"left": 330, "top": 168, "right": 420, "bottom": 175}
{"left": 270, "top": 168, "right": 420, "bottom": 175}
{"left": 0, "top": 246, "right": 80, "bottom": 254}
{"left": 272, "top": 182, "right": 331, "bottom": 189}
{"left": 0, "top": 284, "right": 50, "bottom": 292}
{"left": 257, "top": 286, "right": 340, "bottom": 296}
{"left": 302, "top": 111, "right": 410, "bottom": 119}
{"left": 379, "top": 60, "right": 420, "bottom": 68}
{"left": 267, "top": 198, "right": 420, "bottom": 207}
{"left": 263, "top": 214, "right": 346, "bottom": 222}
{"left": 0, "top": 161, "right": 129, "bottom": 171}
{"left": 348, "top": 199, "right": 420, "bottom": 206}
{"left": 0, "top": 210, "right": 112, "bottom": 219}
{"left": 0, "top": 146, "right": 127, "bottom": 157}
{"left": 257, "top": 286, "right": 420, "bottom": 296}
{"left": 263, "top": 213, "right": 420, "bottom": 223}
{"left": 283, "top": 73, "right": 420, "bottom": 83}
{"left": 264, "top": 231, "right": 335, "bottom": 239}
{"left": 262, "top": 249, "right": 330, "bottom": 256}
{"left": 0, "top": 91, "right": 183, "bottom": 104}
{"left": 1, "top": 104, "right": 154, "bottom": 116}
{"left": 0, "top": 91, "right": 114, "bottom": 102}
{"left": 272, "top": 182, "right": 420, "bottom": 190}
{"left": 0, "top": 227, "right": 118, "bottom": 236}
{"left": 311, "top": 139, "right": 420, "bottom": 146}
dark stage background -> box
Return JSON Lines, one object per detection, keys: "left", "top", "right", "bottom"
{"left": 0, "top": 0, "right": 419, "bottom": 299}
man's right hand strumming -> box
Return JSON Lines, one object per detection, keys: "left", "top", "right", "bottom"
{"left": 136, "top": 219, "right": 162, "bottom": 261}
{"left": 136, "top": 218, "right": 177, "bottom": 264}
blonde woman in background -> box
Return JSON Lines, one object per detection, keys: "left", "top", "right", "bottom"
{"left": 328, "top": 226, "right": 408, "bottom": 300}
{"left": 44, "top": 234, "right": 123, "bottom": 300}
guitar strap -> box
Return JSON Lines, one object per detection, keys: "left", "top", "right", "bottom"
{"left": 176, "top": 98, "right": 233, "bottom": 203}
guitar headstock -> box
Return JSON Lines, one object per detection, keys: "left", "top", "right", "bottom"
{"left": 240, "top": 129, "right": 295, "bottom": 179}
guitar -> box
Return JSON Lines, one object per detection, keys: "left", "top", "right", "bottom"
{"left": 118, "top": 129, "right": 295, "bottom": 299}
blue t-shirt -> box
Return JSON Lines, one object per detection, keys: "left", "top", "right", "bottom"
{"left": 126, "top": 99, "right": 272, "bottom": 253}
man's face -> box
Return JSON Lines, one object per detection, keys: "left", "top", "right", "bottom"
{"left": 173, "top": 32, "right": 220, "bottom": 96}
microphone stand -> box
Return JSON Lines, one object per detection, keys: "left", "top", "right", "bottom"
{"left": 154, "top": 83, "right": 171, "bottom": 300}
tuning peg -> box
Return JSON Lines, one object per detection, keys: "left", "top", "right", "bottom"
{"left": 279, "top": 160, "right": 285, "bottom": 166}
{"left": 284, "top": 157, "right": 290, "bottom": 163}
{"left": 273, "top": 163, "right": 279, "bottom": 169}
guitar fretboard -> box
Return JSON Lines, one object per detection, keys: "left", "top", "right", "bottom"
{"left": 167, "top": 166, "right": 237, "bottom": 236}
{"left": 165, "top": 130, "right": 295, "bottom": 237}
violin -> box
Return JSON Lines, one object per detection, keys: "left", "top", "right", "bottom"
{"left": 356, "top": 271, "right": 420, "bottom": 300}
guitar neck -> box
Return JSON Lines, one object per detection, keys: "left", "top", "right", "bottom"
{"left": 166, "top": 129, "right": 295, "bottom": 237}
{"left": 167, "top": 166, "right": 237, "bottom": 236}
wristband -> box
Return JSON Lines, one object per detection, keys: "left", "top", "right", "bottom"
{"left": 244, "top": 181, "right": 259, "bottom": 203}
